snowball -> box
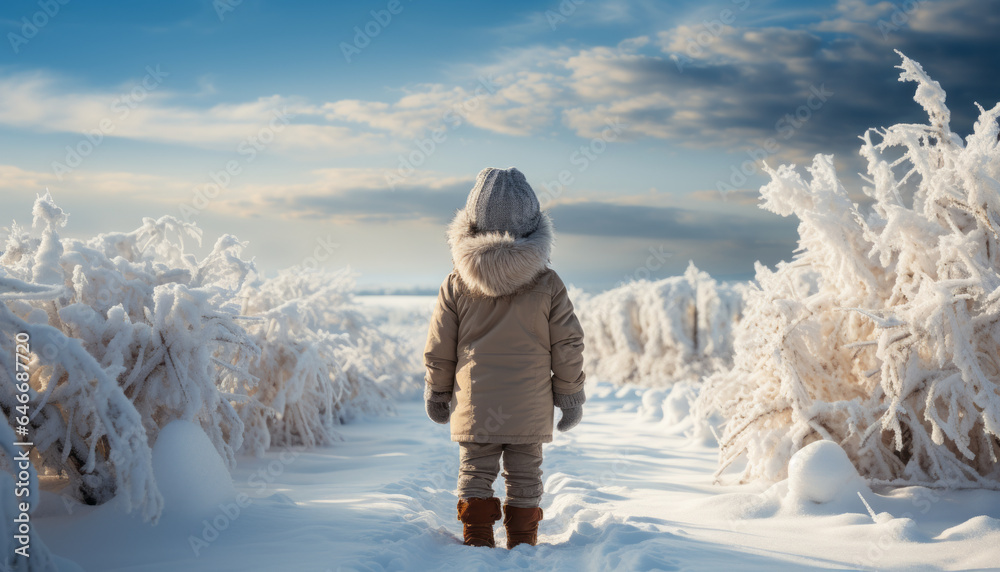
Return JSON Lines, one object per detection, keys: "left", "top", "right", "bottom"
{"left": 152, "top": 420, "right": 236, "bottom": 517}
{"left": 788, "top": 441, "right": 863, "bottom": 504}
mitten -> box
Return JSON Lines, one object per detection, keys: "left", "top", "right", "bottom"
{"left": 554, "top": 389, "right": 586, "bottom": 432}
{"left": 425, "top": 386, "right": 452, "bottom": 424}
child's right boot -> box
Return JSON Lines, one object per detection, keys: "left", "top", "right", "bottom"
{"left": 503, "top": 505, "right": 543, "bottom": 548}
{"left": 456, "top": 497, "right": 502, "bottom": 547}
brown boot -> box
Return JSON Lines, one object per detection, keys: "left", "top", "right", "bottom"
{"left": 456, "top": 497, "right": 502, "bottom": 547}
{"left": 503, "top": 505, "right": 543, "bottom": 548}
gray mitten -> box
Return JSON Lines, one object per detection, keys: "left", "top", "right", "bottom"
{"left": 554, "top": 389, "right": 586, "bottom": 432}
{"left": 424, "top": 386, "right": 452, "bottom": 424}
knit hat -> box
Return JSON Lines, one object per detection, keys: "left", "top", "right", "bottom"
{"left": 464, "top": 167, "right": 541, "bottom": 238}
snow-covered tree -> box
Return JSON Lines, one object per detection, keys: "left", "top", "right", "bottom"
{"left": 698, "top": 52, "right": 1000, "bottom": 488}
{"left": 575, "top": 261, "right": 746, "bottom": 386}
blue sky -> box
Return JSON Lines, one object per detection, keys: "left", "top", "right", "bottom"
{"left": 1, "top": 0, "right": 998, "bottom": 291}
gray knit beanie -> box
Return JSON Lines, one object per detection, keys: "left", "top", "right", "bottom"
{"left": 464, "top": 167, "right": 541, "bottom": 237}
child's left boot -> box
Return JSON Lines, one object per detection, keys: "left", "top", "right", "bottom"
{"left": 503, "top": 505, "right": 543, "bottom": 548}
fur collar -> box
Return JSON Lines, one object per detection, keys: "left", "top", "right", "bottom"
{"left": 447, "top": 208, "right": 553, "bottom": 298}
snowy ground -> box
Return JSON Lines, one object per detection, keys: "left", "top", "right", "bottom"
{"left": 30, "top": 297, "right": 1000, "bottom": 571}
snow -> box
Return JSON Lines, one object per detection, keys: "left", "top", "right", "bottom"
{"left": 29, "top": 379, "right": 1000, "bottom": 571}
{"left": 938, "top": 515, "right": 1000, "bottom": 541}
{"left": 20, "top": 295, "right": 1000, "bottom": 571}
{"left": 151, "top": 420, "right": 236, "bottom": 518}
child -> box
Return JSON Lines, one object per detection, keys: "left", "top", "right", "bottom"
{"left": 423, "top": 166, "right": 586, "bottom": 549}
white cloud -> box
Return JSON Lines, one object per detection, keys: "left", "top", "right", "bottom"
{"left": 0, "top": 163, "right": 473, "bottom": 224}
{"left": 0, "top": 71, "right": 390, "bottom": 156}
{"left": 320, "top": 67, "right": 568, "bottom": 138}
{"left": 0, "top": 163, "right": 191, "bottom": 199}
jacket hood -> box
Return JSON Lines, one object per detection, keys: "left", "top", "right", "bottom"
{"left": 447, "top": 208, "right": 553, "bottom": 298}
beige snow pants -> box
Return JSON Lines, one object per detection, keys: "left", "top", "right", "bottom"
{"left": 457, "top": 442, "right": 544, "bottom": 508}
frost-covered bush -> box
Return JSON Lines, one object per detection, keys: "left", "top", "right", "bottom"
{"left": 0, "top": 194, "right": 411, "bottom": 522}
{"left": 1, "top": 200, "right": 166, "bottom": 521}
{"left": 0, "top": 417, "right": 60, "bottom": 571}
{"left": 236, "top": 267, "right": 410, "bottom": 455}
{"left": 575, "top": 261, "right": 746, "bottom": 386}
{"left": 353, "top": 296, "right": 432, "bottom": 399}
{"left": 698, "top": 52, "right": 1000, "bottom": 488}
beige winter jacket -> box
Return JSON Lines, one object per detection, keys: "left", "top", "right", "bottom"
{"left": 424, "top": 209, "right": 586, "bottom": 444}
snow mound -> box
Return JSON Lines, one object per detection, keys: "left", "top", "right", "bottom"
{"left": 938, "top": 515, "right": 1000, "bottom": 541}
{"left": 636, "top": 382, "right": 699, "bottom": 430}
{"left": 152, "top": 420, "right": 235, "bottom": 518}
{"left": 788, "top": 441, "right": 865, "bottom": 504}
{"left": 637, "top": 388, "right": 669, "bottom": 422}
{"left": 660, "top": 382, "right": 698, "bottom": 426}
{"left": 872, "top": 516, "right": 928, "bottom": 543}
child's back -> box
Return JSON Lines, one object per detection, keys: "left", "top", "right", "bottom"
{"left": 424, "top": 167, "right": 586, "bottom": 549}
